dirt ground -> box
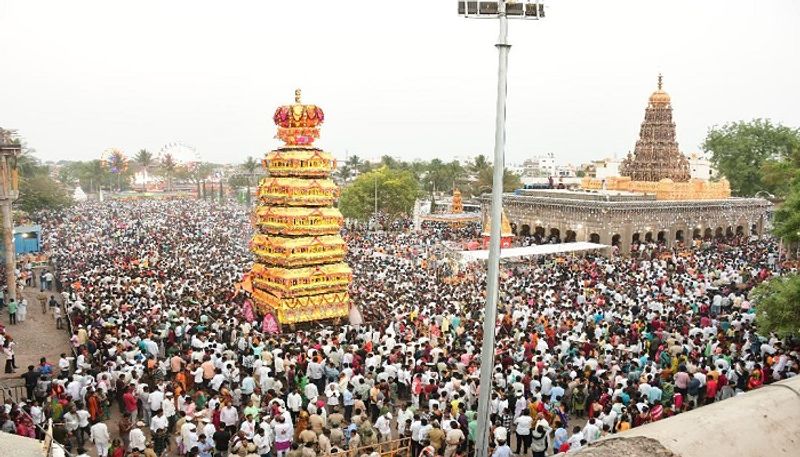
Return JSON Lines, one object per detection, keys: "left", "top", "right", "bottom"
{"left": 0, "top": 283, "right": 70, "bottom": 382}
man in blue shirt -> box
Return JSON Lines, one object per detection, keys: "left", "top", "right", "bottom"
{"left": 492, "top": 439, "right": 513, "bottom": 457}
{"left": 342, "top": 385, "right": 355, "bottom": 421}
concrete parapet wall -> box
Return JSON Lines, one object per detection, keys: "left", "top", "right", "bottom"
{"left": 577, "top": 376, "right": 800, "bottom": 456}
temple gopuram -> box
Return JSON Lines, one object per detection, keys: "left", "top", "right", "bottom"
{"left": 484, "top": 75, "right": 771, "bottom": 255}
{"left": 249, "top": 90, "right": 351, "bottom": 324}
{"left": 582, "top": 75, "right": 730, "bottom": 199}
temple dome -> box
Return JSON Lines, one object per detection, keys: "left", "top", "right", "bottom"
{"left": 648, "top": 74, "right": 671, "bottom": 107}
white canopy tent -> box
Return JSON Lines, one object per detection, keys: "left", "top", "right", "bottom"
{"left": 459, "top": 241, "right": 608, "bottom": 261}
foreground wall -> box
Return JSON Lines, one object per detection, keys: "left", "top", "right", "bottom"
{"left": 577, "top": 376, "right": 800, "bottom": 457}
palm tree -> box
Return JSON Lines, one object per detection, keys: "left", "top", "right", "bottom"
{"left": 161, "top": 153, "right": 177, "bottom": 192}
{"left": 472, "top": 166, "right": 523, "bottom": 197}
{"left": 188, "top": 163, "right": 215, "bottom": 200}
{"left": 242, "top": 156, "right": 259, "bottom": 205}
{"left": 335, "top": 163, "right": 353, "bottom": 183}
{"left": 469, "top": 154, "right": 491, "bottom": 176}
{"left": 79, "top": 160, "right": 107, "bottom": 193}
{"left": 107, "top": 149, "right": 128, "bottom": 191}
{"left": 346, "top": 154, "right": 362, "bottom": 169}
{"left": 134, "top": 149, "right": 153, "bottom": 191}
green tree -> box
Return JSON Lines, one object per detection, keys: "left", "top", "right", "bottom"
{"left": 107, "top": 149, "right": 129, "bottom": 191}
{"left": 159, "top": 153, "right": 178, "bottom": 191}
{"left": 0, "top": 129, "right": 72, "bottom": 213}
{"left": 339, "top": 167, "right": 419, "bottom": 223}
{"left": 78, "top": 160, "right": 108, "bottom": 193}
{"left": 774, "top": 182, "right": 800, "bottom": 244}
{"left": 703, "top": 119, "right": 800, "bottom": 197}
{"left": 17, "top": 173, "right": 72, "bottom": 213}
{"left": 751, "top": 274, "right": 800, "bottom": 338}
{"left": 346, "top": 155, "right": 364, "bottom": 172}
{"left": 242, "top": 156, "right": 259, "bottom": 205}
{"left": 175, "top": 162, "right": 215, "bottom": 199}
{"left": 471, "top": 166, "right": 522, "bottom": 197}
{"left": 469, "top": 154, "right": 491, "bottom": 176}
{"left": 134, "top": 149, "right": 153, "bottom": 191}
{"left": 335, "top": 163, "right": 353, "bottom": 183}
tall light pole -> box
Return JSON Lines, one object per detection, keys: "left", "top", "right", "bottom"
{"left": 0, "top": 128, "right": 21, "bottom": 304}
{"left": 458, "top": 2, "right": 545, "bottom": 456}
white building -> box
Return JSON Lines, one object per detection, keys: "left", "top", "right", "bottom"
{"left": 688, "top": 153, "right": 714, "bottom": 181}
{"left": 521, "top": 153, "right": 557, "bottom": 177}
{"left": 594, "top": 158, "right": 621, "bottom": 180}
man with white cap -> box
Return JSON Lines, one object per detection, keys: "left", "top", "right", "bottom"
{"left": 162, "top": 391, "right": 177, "bottom": 432}
{"left": 150, "top": 409, "right": 169, "bottom": 455}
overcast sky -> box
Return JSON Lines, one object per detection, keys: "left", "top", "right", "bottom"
{"left": 1, "top": 0, "right": 798, "bottom": 166}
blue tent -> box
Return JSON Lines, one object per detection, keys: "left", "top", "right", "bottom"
{"left": 9, "top": 225, "right": 42, "bottom": 255}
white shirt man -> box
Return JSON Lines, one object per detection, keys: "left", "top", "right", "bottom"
{"left": 129, "top": 424, "right": 146, "bottom": 451}
{"left": 76, "top": 407, "right": 91, "bottom": 429}
{"left": 90, "top": 421, "right": 111, "bottom": 457}
{"left": 220, "top": 404, "right": 239, "bottom": 428}
{"left": 255, "top": 426, "right": 273, "bottom": 456}
{"left": 582, "top": 419, "right": 601, "bottom": 444}
{"left": 148, "top": 388, "right": 164, "bottom": 413}
{"left": 150, "top": 411, "right": 169, "bottom": 433}
{"left": 240, "top": 416, "right": 257, "bottom": 440}
{"left": 375, "top": 413, "right": 392, "bottom": 441}
{"left": 514, "top": 414, "right": 533, "bottom": 436}
{"left": 162, "top": 394, "right": 176, "bottom": 420}
{"left": 287, "top": 391, "right": 303, "bottom": 414}
{"left": 304, "top": 382, "right": 319, "bottom": 404}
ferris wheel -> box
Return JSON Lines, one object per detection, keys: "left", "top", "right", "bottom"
{"left": 157, "top": 142, "right": 201, "bottom": 170}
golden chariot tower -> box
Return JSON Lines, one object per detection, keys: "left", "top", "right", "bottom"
{"left": 249, "top": 90, "right": 351, "bottom": 325}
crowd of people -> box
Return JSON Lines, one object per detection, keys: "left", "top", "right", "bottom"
{"left": 0, "top": 198, "right": 797, "bottom": 457}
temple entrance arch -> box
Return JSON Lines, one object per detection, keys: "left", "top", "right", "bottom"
{"left": 693, "top": 228, "right": 702, "bottom": 239}
{"left": 715, "top": 227, "right": 724, "bottom": 239}
{"left": 632, "top": 233, "right": 641, "bottom": 244}
{"left": 549, "top": 228, "right": 561, "bottom": 243}
{"left": 565, "top": 230, "right": 577, "bottom": 243}
{"left": 612, "top": 234, "right": 621, "bottom": 246}
{"left": 590, "top": 233, "right": 601, "bottom": 244}
{"left": 675, "top": 230, "right": 684, "bottom": 241}
{"left": 725, "top": 226, "right": 734, "bottom": 238}
{"left": 704, "top": 228, "right": 713, "bottom": 239}
{"left": 644, "top": 232, "right": 654, "bottom": 243}
{"left": 520, "top": 224, "right": 531, "bottom": 237}
{"left": 657, "top": 231, "right": 666, "bottom": 243}
{"left": 736, "top": 225, "right": 744, "bottom": 236}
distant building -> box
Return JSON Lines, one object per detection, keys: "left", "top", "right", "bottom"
{"left": 486, "top": 75, "right": 770, "bottom": 255}
{"left": 521, "top": 153, "right": 557, "bottom": 177}
{"left": 593, "top": 158, "right": 621, "bottom": 180}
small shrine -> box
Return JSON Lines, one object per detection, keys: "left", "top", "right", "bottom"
{"left": 420, "top": 188, "right": 481, "bottom": 225}
{"left": 482, "top": 209, "right": 514, "bottom": 248}
{"left": 249, "top": 90, "right": 351, "bottom": 325}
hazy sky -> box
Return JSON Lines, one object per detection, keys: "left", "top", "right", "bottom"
{"left": 1, "top": 0, "right": 798, "bottom": 166}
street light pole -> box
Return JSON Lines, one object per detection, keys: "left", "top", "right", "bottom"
{"left": 0, "top": 128, "right": 21, "bottom": 304}
{"left": 475, "top": 3, "right": 509, "bottom": 456}
{"left": 458, "top": 2, "right": 545, "bottom": 456}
